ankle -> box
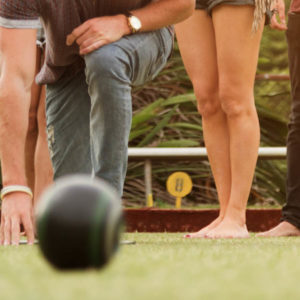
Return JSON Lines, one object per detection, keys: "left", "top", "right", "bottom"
{"left": 223, "top": 210, "right": 246, "bottom": 226}
{"left": 225, "top": 202, "right": 247, "bottom": 221}
{"left": 218, "top": 210, "right": 227, "bottom": 219}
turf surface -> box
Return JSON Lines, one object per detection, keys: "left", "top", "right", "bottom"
{"left": 1, "top": 233, "right": 300, "bottom": 300}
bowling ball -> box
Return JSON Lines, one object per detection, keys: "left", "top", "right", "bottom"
{"left": 36, "top": 175, "right": 123, "bottom": 270}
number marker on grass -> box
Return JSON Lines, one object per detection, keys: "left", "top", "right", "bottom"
{"left": 167, "top": 172, "right": 192, "bottom": 209}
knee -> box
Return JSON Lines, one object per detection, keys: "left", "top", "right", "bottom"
{"left": 37, "top": 94, "right": 46, "bottom": 130}
{"left": 290, "top": 102, "right": 300, "bottom": 125}
{"left": 219, "top": 85, "right": 251, "bottom": 118}
{"left": 37, "top": 106, "right": 47, "bottom": 132}
{"left": 194, "top": 86, "right": 221, "bottom": 118}
{"left": 84, "top": 45, "right": 131, "bottom": 83}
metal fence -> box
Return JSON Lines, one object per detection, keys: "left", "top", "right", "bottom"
{"left": 127, "top": 73, "right": 290, "bottom": 205}
{"left": 128, "top": 147, "right": 287, "bottom": 205}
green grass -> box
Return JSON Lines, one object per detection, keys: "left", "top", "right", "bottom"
{"left": 1, "top": 233, "right": 300, "bottom": 300}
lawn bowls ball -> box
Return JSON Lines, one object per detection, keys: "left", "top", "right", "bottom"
{"left": 36, "top": 175, "right": 123, "bottom": 270}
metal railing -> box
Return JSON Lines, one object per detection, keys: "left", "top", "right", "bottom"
{"left": 127, "top": 73, "right": 290, "bottom": 205}
{"left": 128, "top": 147, "right": 287, "bottom": 205}
{"left": 255, "top": 74, "right": 289, "bottom": 81}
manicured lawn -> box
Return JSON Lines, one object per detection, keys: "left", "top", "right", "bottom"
{"left": 0, "top": 233, "right": 300, "bottom": 300}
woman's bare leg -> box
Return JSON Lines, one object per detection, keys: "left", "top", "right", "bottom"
{"left": 25, "top": 47, "right": 41, "bottom": 193}
{"left": 34, "top": 85, "right": 53, "bottom": 204}
{"left": 206, "top": 5, "right": 263, "bottom": 238}
{"left": 176, "top": 11, "right": 231, "bottom": 237}
{"left": 25, "top": 46, "right": 53, "bottom": 206}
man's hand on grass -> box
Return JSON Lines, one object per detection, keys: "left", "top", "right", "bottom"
{"left": 0, "top": 193, "right": 35, "bottom": 246}
{"left": 66, "top": 15, "right": 131, "bottom": 55}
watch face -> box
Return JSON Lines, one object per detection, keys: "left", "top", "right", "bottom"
{"left": 130, "top": 16, "right": 142, "bottom": 31}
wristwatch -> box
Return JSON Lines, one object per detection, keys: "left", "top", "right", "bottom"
{"left": 125, "top": 12, "right": 142, "bottom": 34}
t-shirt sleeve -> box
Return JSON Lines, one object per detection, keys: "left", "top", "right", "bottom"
{"left": 0, "top": 0, "right": 41, "bottom": 29}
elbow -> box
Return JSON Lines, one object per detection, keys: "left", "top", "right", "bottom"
{"left": 180, "top": 0, "right": 195, "bottom": 18}
{"left": 173, "top": 0, "right": 195, "bottom": 23}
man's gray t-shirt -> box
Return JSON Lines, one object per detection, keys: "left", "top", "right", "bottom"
{"left": 0, "top": 0, "right": 152, "bottom": 84}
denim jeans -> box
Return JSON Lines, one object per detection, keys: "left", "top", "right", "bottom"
{"left": 46, "top": 28, "right": 173, "bottom": 196}
{"left": 282, "top": 13, "right": 300, "bottom": 228}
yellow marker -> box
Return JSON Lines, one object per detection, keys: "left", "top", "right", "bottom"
{"left": 147, "top": 193, "right": 154, "bottom": 207}
{"left": 166, "top": 172, "right": 193, "bottom": 209}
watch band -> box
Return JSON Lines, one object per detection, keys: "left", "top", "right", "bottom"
{"left": 124, "top": 11, "right": 141, "bottom": 34}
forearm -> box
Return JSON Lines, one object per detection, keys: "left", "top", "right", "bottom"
{"left": 0, "top": 28, "right": 37, "bottom": 188}
{"left": 0, "top": 28, "right": 38, "bottom": 245}
{"left": 67, "top": 0, "right": 195, "bottom": 54}
{"left": 0, "top": 79, "right": 31, "bottom": 186}
{"left": 132, "top": 0, "right": 195, "bottom": 31}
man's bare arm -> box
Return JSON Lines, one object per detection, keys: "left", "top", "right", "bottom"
{"left": 131, "top": 0, "right": 195, "bottom": 31}
{"left": 67, "top": 0, "right": 195, "bottom": 54}
{"left": 0, "top": 28, "right": 37, "bottom": 245}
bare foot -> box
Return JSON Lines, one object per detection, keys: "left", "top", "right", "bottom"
{"left": 256, "top": 221, "right": 300, "bottom": 237}
{"left": 205, "top": 219, "right": 249, "bottom": 239}
{"left": 184, "top": 217, "right": 223, "bottom": 238}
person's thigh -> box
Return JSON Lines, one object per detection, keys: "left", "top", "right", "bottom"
{"left": 111, "top": 27, "right": 174, "bottom": 86}
{"left": 212, "top": 5, "right": 264, "bottom": 98}
{"left": 175, "top": 10, "right": 218, "bottom": 95}
{"left": 29, "top": 47, "right": 43, "bottom": 123}
{"left": 46, "top": 72, "right": 92, "bottom": 178}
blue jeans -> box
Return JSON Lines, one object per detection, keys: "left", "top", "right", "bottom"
{"left": 46, "top": 28, "right": 173, "bottom": 196}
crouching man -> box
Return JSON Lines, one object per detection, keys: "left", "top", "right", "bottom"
{"left": 0, "top": 0, "right": 195, "bottom": 245}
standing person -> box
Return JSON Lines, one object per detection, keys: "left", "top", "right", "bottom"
{"left": 26, "top": 27, "right": 53, "bottom": 206}
{"left": 175, "top": 1, "right": 272, "bottom": 238}
{"left": 258, "top": 0, "right": 300, "bottom": 237}
{"left": 0, "top": 0, "right": 195, "bottom": 245}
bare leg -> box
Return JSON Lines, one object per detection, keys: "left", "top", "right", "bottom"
{"left": 25, "top": 46, "right": 53, "bottom": 206}
{"left": 206, "top": 6, "right": 263, "bottom": 238}
{"left": 25, "top": 47, "right": 42, "bottom": 192}
{"left": 34, "top": 85, "right": 53, "bottom": 204}
{"left": 176, "top": 11, "right": 231, "bottom": 238}
{"left": 256, "top": 221, "right": 300, "bottom": 237}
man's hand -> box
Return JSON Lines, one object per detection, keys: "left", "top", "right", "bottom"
{"left": 270, "top": 0, "right": 287, "bottom": 31}
{"left": 66, "top": 15, "right": 130, "bottom": 55}
{"left": 0, "top": 193, "right": 35, "bottom": 246}
{"left": 66, "top": 0, "right": 194, "bottom": 55}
